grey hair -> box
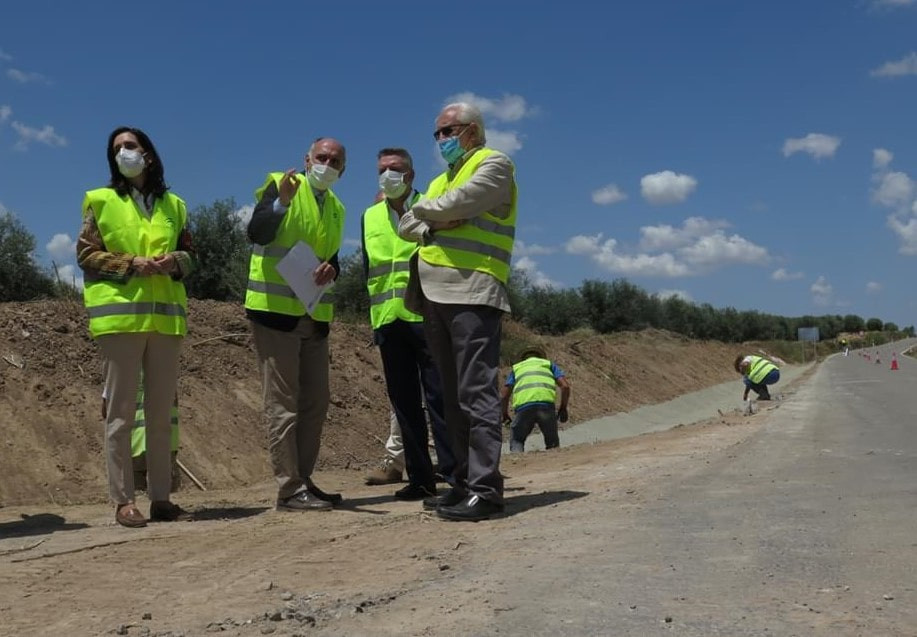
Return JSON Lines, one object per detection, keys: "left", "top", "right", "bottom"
{"left": 441, "top": 102, "right": 486, "bottom": 145}
{"left": 377, "top": 147, "right": 413, "bottom": 169}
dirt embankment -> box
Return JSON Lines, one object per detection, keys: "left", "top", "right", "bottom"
{"left": 0, "top": 299, "right": 741, "bottom": 506}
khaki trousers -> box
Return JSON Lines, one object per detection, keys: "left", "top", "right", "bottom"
{"left": 251, "top": 318, "right": 329, "bottom": 500}
{"left": 98, "top": 332, "right": 182, "bottom": 504}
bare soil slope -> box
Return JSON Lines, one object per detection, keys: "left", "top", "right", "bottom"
{"left": 0, "top": 299, "right": 740, "bottom": 506}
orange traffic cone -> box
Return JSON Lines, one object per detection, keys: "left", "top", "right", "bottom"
{"left": 891, "top": 354, "right": 899, "bottom": 371}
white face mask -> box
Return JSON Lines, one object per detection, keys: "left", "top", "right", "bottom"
{"left": 115, "top": 148, "right": 146, "bottom": 178}
{"left": 378, "top": 169, "right": 408, "bottom": 199}
{"left": 307, "top": 163, "right": 340, "bottom": 190}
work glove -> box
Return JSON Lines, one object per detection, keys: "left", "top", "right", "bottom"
{"left": 558, "top": 406, "right": 569, "bottom": 423}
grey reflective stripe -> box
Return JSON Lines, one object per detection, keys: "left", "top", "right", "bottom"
{"left": 367, "top": 261, "right": 410, "bottom": 279}
{"left": 134, "top": 417, "right": 179, "bottom": 427}
{"left": 252, "top": 245, "right": 290, "bottom": 258}
{"left": 87, "top": 302, "right": 186, "bottom": 318}
{"left": 370, "top": 288, "right": 406, "bottom": 307}
{"left": 247, "top": 280, "right": 297, "bottom": 298}
{"left": 516, "top": 381, "right": 557, "bottom": 392}
{"left": 468, "top": 216, "right": 515, "bottom": 238}
{"left": 517, "top": 371, "right": 555, "bottom": 383}
{"left": 433, "top": 236, "right": 511, "bottom": 264}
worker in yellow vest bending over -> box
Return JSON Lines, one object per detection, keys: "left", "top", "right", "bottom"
{"left": 501, "top": 346, "right": 571, "bottom": 452}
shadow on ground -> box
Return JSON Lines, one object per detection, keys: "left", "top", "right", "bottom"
{"left": 503, "top": 490, "right": 589, "bottom": 517}
{"left": 0, "top": 513, "right": 90, "bottom": 539}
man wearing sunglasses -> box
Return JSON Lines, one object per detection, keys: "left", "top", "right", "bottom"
{"left": 398, "top": 102, "right": 517, "bottom": 521}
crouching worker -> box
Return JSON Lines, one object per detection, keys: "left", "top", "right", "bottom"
{"left": 102, "top": 371, "right": 181, "bottom": 493}
{"left": 735, "top": 354, "right": 780, "bottom": 401}
{"left": 501, "top": 346, "right": 571, "bottom": 452}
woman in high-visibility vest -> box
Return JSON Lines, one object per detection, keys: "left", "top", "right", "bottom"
{"left": 77, "top": 126, "right": 196, "bottom": 528}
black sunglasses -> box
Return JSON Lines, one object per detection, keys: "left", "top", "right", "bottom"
{"left": 433, "top": 123, "right": 470, "bottom": 140}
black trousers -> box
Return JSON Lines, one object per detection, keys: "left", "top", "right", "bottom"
{"left": 377, "top": 320, "right": 454, "bottom": 488}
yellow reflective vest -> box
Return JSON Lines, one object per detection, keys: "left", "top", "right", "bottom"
{"left": 82, "top": 188, "right": 188, "bottom": 338}
{"left": 131, "top": 371, "right": 180, "bottom": 457}
{"left": 746, "top": 356, "right": 778, "bottom": 383}
{"left": 363, "top": 195, "right": 423, "bottom": 330}
{"left": 511, "top": 357, "right": 557, "bottom": 409}
{"left": 418, "top": 148, "right": 517, "bottom": 283}
{"left": 244, "top": 172, "right": 345, "bottom": 322}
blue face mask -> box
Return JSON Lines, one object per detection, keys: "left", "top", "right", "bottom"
{"left": 437, "top": 136, "right": 465, "bottom": 164}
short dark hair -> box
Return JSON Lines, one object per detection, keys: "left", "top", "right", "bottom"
{"left": 106, "top": 126, "right": 168, "bottom": 199}
{"left": 377, "top": 147, "right": 413, "bottom": 169}
{"left": 734, "top": 354, "right": 745, "bottom": 374}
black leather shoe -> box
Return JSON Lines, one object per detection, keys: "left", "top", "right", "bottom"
{"left": 306, "top": 479, "right": 343, "bottom": 505}
{"left": 276, "top": 491, "right": 332, "bottom": 511}
{"left": 394, "top": 484, "right": 436, "bottom": 501}
{"left": 422, "top": 487, "right": 466, "bottom": 511}
{"left": 437, "top": 495, "right": 504, "bottom": 521}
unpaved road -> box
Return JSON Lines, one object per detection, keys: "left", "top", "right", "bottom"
{"left": 2, "top": 347, "right": 916, "bottom": 636}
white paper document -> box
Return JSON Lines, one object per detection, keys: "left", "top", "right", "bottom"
{"left": 275, "top": 241, "right": 334, "bottom": 316}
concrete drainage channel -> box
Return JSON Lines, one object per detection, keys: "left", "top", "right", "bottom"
{"left": 506, "top": 363, "right": 814, "bottom": 453}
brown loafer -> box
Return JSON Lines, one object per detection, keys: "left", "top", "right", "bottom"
{"left": 150, "top": 501, "right": 193, "bottom": 522}
{"left": 116, "top": 503, "right": 148, "bottom": 528}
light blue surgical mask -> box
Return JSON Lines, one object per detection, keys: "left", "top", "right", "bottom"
{"left": 437, "top": 137, "right": 464, "bottom": 165}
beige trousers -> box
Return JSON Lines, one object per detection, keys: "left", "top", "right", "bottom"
{"left": 99, "top": 332, "right": 182, "bottom": 504}
{"left": 251, "top": 318, "right": 329, "bottom": 500}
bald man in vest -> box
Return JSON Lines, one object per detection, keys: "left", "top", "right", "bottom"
{"left": 245, "top": 137, "right": 347, "bottom": 512}
{"left": 398, "top": 102, "right": 517, "bottom": 522}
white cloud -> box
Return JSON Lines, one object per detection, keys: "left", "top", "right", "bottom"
{"left": 639, "top": 217, "right": 729, "bottom": 252}
{"left": 886, "top": 215, "right": 917, "bottom": 254}
{"left": 782, "top": 133, "right": 841, "bottom": 160}
{"left": 873, "top": 171, "right": 914, "bottom": 207}
{"left": 871, "top": 52, "right": 917, "bottom": 77}
{"left": 45, "top": 233, "right": 76, "bottom": 261}
{"left": 591, "top": 184, "right": 627, "bottom": 206}
{"left": 564, "top": 234, "right": 603, "bottom": 255}
{"left": 232, "top": 204, "right": 254, "bottom": 227}
{"left": 53, "top": 263, "right": 84, "bottom": 291}
{"left": 678, "top": 232, "right": 769, "bottom": 267}
{"left": 514, "top": 256, "right": 560, "bottom": 288}
{"left": 866, "top": 281, "right": 883, "bottom": 294}
{"left": 6, "top": 68, "right": 49, "bottom": 84}
{"left": 0, "top": 49, "right": 11, "bottom": 62}
{"left": 810, "top": 275, "right": 833, "bottom": 306}
{"left": 485, "top": 129, "right": 523, "bottom": 155}
{"left": 656, "top": 289, "right": 693, "bottom": 302}
{"left": 11, "top": 121, "right": 67, "bottom": 150}
{"left": 771, "top": 268, "right": 804, "bottom": 281}
{"left": 444, "top": 92, "right": 534, "bottom": 123}
{"left": 872, "top": 0, "right": 916, "bottom": 6}
{"left": 0, "top": 105, "right": 10, "bottom": 123}
{"left": 873, "top": 148, "right": 893, "bottom": 169}
{"left": 566, "top": 217, "right": 769, "bottom": 278}
{"left": 640, "top": 170, "right": 698, "bottom": 205}
{"left": 514, "top": 240, "right": 555, "bottom": 257}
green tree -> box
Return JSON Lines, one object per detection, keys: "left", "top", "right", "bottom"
{"left": 520, "top": 286, "right": 586, "bottom": 335}
{"left": 184, "top": 198, "right": 251, "bottom": 301}
{"left": 332, "top": 249, "right": 369, "bottom": 322}
{"left": 866, "top": 317, "right": 883, "bottom": 331}
{"left": 842, "top": 314, "right": 865, "bottom": 333}
{"left": 883, "top": 321, "right": 899, "bottom": 332}
{"left": 0, "top": 211, "right": 55, "bottom": 301}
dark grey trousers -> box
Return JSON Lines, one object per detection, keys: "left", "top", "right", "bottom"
{"left": 422, "top": 301, "right": 504, "bottom": 504}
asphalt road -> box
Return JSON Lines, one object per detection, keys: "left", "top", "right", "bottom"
{"left": 488, "top": 342, "right": 917, "bottom": 636}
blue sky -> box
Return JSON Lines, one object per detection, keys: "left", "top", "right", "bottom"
{"left": 2, "top": 0, "right": 916, "bottom": 327}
